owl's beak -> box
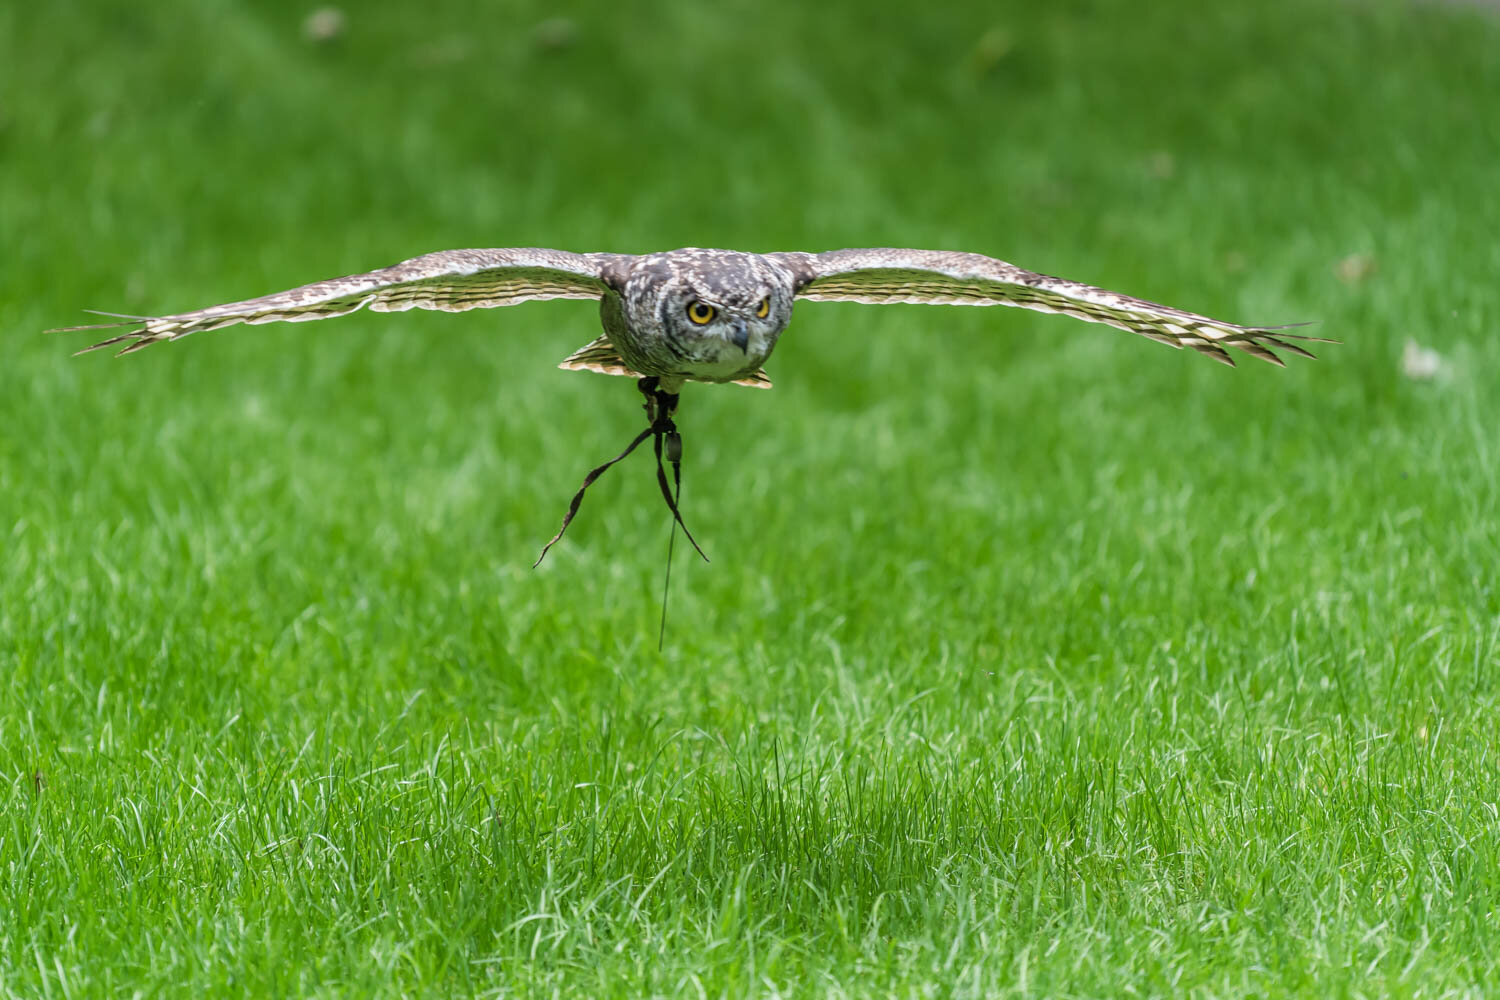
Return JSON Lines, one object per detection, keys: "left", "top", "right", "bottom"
{"left": 729, "top": 319, "right": 749, "bottom": 353}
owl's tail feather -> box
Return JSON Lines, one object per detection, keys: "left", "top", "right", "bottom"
{"left": 557, "top": 336, "right": 645, "bottom": 378}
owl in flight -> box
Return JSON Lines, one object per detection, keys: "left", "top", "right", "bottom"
{"left": 62, "top": 246, "right": 1322, "bottom": 560}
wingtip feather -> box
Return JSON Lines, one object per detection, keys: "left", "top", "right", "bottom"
{"left": 1250, "top": 322, "right": 1338, "bottom": 345}
{"left": 1263, "top": 337, "right": 1319, "bottom": 360}
{"left": 72, "top": 332, "right": 141, "bottom": 355}
{"left": 83, "top": 309, "right": 153, "bottom": 321}
{"left": 114, "top": 337, "right": 160, "bottom": 356}
{"left": 1235, "top": 341, "right": 1287, "bottom": 367}
{"left": 47, "top": 321, "right": 132, "bottom": 335}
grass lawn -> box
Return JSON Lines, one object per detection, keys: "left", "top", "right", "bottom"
{"left": 4, "top": 0, "right": 1500, "bottom": 994}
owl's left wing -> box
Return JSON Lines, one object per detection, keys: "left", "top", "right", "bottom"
{"left": 56, "top": 248, "right": 623, "bottom": 355}
{"left": 768, "top": 248, "right": 1324, "bottom": 367}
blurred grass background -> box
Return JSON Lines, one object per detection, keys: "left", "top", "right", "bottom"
{"left": 3, "top": 0, "right": 1499, "bottom": 995}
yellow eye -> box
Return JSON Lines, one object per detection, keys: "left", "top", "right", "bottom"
{"left": 755, "top": 297, "right": 770, "bottom": 319}
{"left": 686, "top": 301, "right": 716, "bottom": 325}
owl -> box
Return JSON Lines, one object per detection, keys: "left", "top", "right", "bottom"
{"left": 66, "top": 245, "right": 1319, "bottom": 380}
{"left": 59, "top": 246, "right": 1322, "bottom": 559}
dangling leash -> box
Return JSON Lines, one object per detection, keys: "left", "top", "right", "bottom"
{"left": 534, "top": 377, "right": 709, "bottom": 569}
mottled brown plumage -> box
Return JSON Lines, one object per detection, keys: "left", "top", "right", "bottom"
{"left": 58, "top": 246, "right": 1324, "bottom": 379}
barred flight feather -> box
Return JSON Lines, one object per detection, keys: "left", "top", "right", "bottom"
{"left": 55, "top": 249, "right": 612, "bottom": 355}
{"left": 779, "top": 250, "right": 1328, "bottom": 368}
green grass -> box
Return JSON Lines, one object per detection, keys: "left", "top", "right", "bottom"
{"left": 4, "top": 0, "right": 1500, "bottom": 994}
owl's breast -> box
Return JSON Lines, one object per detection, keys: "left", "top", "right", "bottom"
{"left": 676, "top": 336, "right": 772, "bottom": 381}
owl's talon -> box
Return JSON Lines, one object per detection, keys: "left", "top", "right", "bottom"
{"left": 639, "top": 376, "right": 660, "bottom": 424}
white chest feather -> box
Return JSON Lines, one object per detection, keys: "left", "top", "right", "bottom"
{"left": 679, "top": 327, "right": 775, "bottom": 380}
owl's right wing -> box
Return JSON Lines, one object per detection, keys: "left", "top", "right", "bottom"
{"left": 770, "top": 248, "right": 1325, "bottom": 367}
{"left": 55, "top": 248, "right": 624, "bottom": 355}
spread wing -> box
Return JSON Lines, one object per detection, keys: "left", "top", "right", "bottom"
{"left": 769, "top": 248, "right": 1327, "bottom": 367}
{"left": 56, "top": 248, "right": 621, "bottom": 355}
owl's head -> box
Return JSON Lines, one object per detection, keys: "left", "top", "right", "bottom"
{"left": 623, "top": 249, "right": 796, "bottom": 360}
